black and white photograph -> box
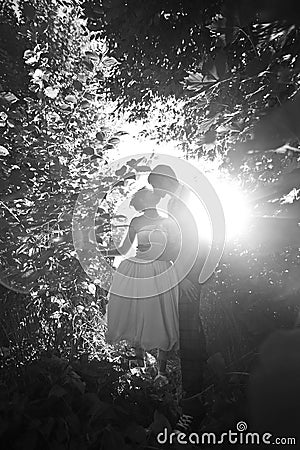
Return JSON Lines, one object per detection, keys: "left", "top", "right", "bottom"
{"left": 0, "top": 0, "right": 300, "bottom": 449}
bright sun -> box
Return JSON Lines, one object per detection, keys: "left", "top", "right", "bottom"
{"left": 114, "top": 137, "right": 250, "bottom": 244}
{"left": 214, "top": 179, "right": 250, "bottom": 240}
{"left": 189, "top": 175, "right": 250, "bottom": 243}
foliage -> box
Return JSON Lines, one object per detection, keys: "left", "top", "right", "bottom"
{"left": 0, "top": 343, "right": 255, "bottom": 450}
{"left": 201, "top": 246, "right": 299, "bottom": 364}
{"left": 0, "top": 0, "right": 124, "bottom": 296}
{"left": 82, "top": 0, "right": 300, "bottom": 241}
{"left": 0, "top": 1, "right": 300, "bottom": 447}
{"left": 83, "top": 0, "right": 300, "bottom": 126}
{"left": 248, "top": 329, "right": 300, "bottom": 442}
{"left": 0, "top": 353, "right": 156, "bottom": 450}
{"left": 1, "top": 0, "right": 299, "bottom": 298}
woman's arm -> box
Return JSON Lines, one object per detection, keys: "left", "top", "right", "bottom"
{"left": 100, "top": 218, "right": 138, "bottom": 257}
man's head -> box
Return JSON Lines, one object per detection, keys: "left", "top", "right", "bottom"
{"left": 148, "top": 165, "right": 179, "bottom": 198}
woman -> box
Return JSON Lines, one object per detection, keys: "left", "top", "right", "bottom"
{"left": 101, "top": 187, "right": 180, "bottom": 382}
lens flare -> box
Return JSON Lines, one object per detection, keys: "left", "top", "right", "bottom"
{"left": 188, "top": 169, "right": 249, "bottom": 243}
{"left": 218, "top": 182, "right": 249, "bottom": 240}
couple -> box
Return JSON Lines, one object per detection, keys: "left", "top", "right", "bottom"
{"left": 102, "top": 165, "right": 208, "bottom": 425}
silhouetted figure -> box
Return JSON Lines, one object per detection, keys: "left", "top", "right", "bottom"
{"left": 148, "top": 165, "right": 208, "bottom": 430}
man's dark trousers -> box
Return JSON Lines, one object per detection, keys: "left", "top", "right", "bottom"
{"left": 178, "top": 279, "right": 208, "bottom": 398}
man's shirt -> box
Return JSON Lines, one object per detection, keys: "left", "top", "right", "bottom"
{"left": 163, "top": 185, "right": 208, "bottom": 282}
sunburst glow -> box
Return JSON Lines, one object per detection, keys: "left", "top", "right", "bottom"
{"left": 188, "top": 161, "right": 250, "bottom": 243}
{"left": 114, "top": 138, "right": 250, "bottom": 244}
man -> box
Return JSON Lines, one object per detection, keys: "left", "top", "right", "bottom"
{"left": 148, "top": 164, "right": 208, "bottom": 430}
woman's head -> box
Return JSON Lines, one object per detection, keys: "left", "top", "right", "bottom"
{"left": 148, "top": 164, "right": 179, "bottom": 198}
{"left": 130, "top": 187, "right": 160, "bottom": 212}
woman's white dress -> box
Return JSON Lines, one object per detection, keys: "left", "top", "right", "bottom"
{"left": 106, "top": 218, "right": 179, "bottom": 352}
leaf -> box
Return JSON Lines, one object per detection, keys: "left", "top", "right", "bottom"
{"left": 23, "top": 50, "right": 33, "bottom": 59}
{"left": 39, "top": 249, "right": 54, "bottom": 264}
{"left": 196, "top": 115, "right": 220, "bottom": 135}
{"left": 103, "top": 144, "right": 114, "bottom": 150}
{"left": 96, "top": 131, "right": 105, "bottom": 141}
{"left": 44, "top": 87, "right": 60, "bottom": 99}
{"left": 127, "top": 158, "right": 137, "bottom": 167}
{"left": 0, "top": 217, "right": 9, "bottom": 230}
{"left": 184, "top": 72, "right": 204, "bottom": 84}
{"left": 79, "top": 100, "right": 90, "bottom": 109}
{"left": 0, "top": 146, "right": 9, "bottom": 157}
{"left": 150, "top": 410, "right": 172, "bottom": 434}
{"left": 9, "top": 169, "right": 23, "bottom": 185}
{"left": 85, "top": 50, "right": 100, "bottom": 63}
{"left": 23, "top": 3, "right": 36, "bottom": 19}
{"left": 115, "top": 165, "right": 127, "bottom": 176}
{"left": 100, "top": 213, "right": 110, "bottom": 220}
{"left": 115, "top": 131, "right": 129, "bottom": 136}
{"left": 83, "top": 60, "right": 94, "bottom": 71}
{"left": 84, "top": 92, "right": 95, "bottom": 101}
{"left": 0, "top": 92, "right": 19, "bottom": 103}
{"left": 135, "top": 165, "right": 151, "bottom": 172}
{"left": 208, "top": 64, "right": 219, "bottom": 81}
{"left": 82, "top": 146, "right": 94, "bottom": 155}
{"left": 87, "top": 283, "right": 96, "bottom": 295}
{"left": 0, "top": 112, "right": 7, "bottom": 121}
{"left": 108, "top": 137, "right": 120, "bottom": 145}
{"left": 59, "top": 102, "right": 71, "bottom": 110}
{"left": 247, "top": 91, "right": 300, "bottom": 151}
{"left": 25, "top": 56, "right": 39, "bottom": 65}
{"left": 101, "top": 56, "right": 120, "bottom": 68}
{"left": 73, "top": 80, "right": 83, "bottom": 91}
{"left": 202, "top": 129, "right": 217, "bottom": 145}
{"left": 65, "top": 94, "right": 77, "bottom": 103}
